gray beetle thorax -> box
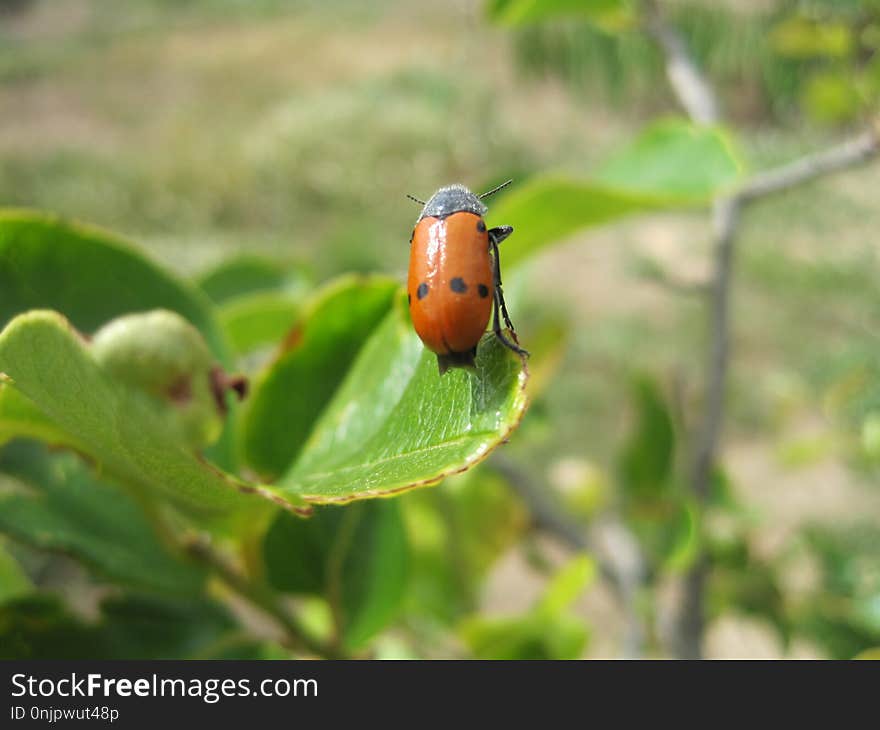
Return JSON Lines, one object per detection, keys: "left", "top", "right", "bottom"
{"left": 417, "top": 184, "right": 488, "bottom": 222}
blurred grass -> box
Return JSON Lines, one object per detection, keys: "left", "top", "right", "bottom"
{"left": 0, "top": 0, "right": 555, "bottom": 276}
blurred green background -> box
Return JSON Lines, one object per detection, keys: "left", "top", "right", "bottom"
{"left": 2, "top": 0, "right": 880, "bottom": 659}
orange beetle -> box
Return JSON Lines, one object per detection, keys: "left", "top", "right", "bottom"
{"left": 406, "top": 181, "right": 527, "bottom": 375}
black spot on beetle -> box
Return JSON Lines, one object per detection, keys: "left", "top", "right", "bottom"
{"left": 417, "top": 282, "right": 429, "bottom": 300}
{"left": 408, "top": 293, "right": 411, "bottom": 305}
{"left": 476, "top": 220, "right": 487, "bottom": 233}
{"left": 450, "top": 277, "right": 467, "bottom": 294}
{"left": 478, "top": 284, "right": 490, "bottom": 298}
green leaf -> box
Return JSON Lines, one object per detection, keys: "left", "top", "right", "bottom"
{"left": 0, "top": 593, "right": 269, "bottom": 659}
{"left": 196, "top": 254, "right": 301, "bottom": 304}
{"left": 0, "top": 210, "right": 237, "bottom": 468}
{"left": 486, "top": 0, "right": 626, "bottom": 27}
{"left": 0, "top": 210, "right": 228, "bottom": 359}
{"left": 521, "top": 316, "right": 570, "bottom": 400}
{"left": 798, "top": 524, "right": 880, "bottom": 657}
{"left": 404, "top": 470, "right": 529, "bottom": 624}
{"left": 446, "top": 470, "right": 529, "bottom": 577}
{"left": 276, "top": 295, "right": 529, "bottom": 503}
{"left": 770, "top": 16, "right": 854, "bottom": 60}
{"left": 0, "top": 441, "right": 206, "bottom": 595}
{"left": 614, "top": 378, "right": 690, "bottom": 568}
{"left": 487, "top": 178, "right": 661, "bottom": 270}
{"left": 617, "top": 377, "right": 675, "bottom": 500}
{"left": 241, "top": 276, "right": 399, "bottom": 478}
{"left": 218, "top": 291, "right": 304, "bottom": 356}
{"left": 861, "top": 412, "right": 880, "bottom": 462}
{"left": 0, "top": 381, "right": 74, "bottom": 448}
{"left": 0, "top": 541, "right": 30, "bottom": 605}
{"left": 709, "top": 543, "right": 789, "bottom": 645}
{"left": 535, "top": 555, "right": 597, "bottom": 616}
{"left": 0, "top": 310, "right": 308, "bottom": 519}
{"left": 97, "top": 593, "right": 271, "bottom": 659}
{"left": 708, "top": 466, "right": 740, "bottom": 511}
{"left": 0, "top": 594, "right": 98, "bottom": 659}
{"left": 460, "top": 613, "right": 588, "bottom": 660}
{"left": 489, "top": 123, "right": 742, "bottom": 270}
{"left": 802, "top": 71, "right": 863, "bottom": 125}
{"left": 596, "top": 119, "right": 743, "bottom": 201}
{"left": 264, "top": 500, "right": 408, "bottom": 649}
{"left": 460, "top": 556, "right": 592, "bottom": 659}
{"left": 663, "top": 498, "right": 700, "bottom": 572}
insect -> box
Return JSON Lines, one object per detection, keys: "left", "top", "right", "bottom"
{"left": 406, "top": 180, "right": 528, "bottom": 375}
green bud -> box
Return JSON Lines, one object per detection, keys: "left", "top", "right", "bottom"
{"left": 91, "top": 309, "right": 246, "bottom": 449}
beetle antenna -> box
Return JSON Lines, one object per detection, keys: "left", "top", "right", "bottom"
{"left": 479, "top": 179, "right": 513, "bottom": 199}
{"left": 406, "top": 194, "right": 426, "bottom": 205}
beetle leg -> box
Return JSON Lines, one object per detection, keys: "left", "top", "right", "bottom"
{"left": 492, "top": 287, "right": 528, "bottom": 356}
{"left": 490, "top": 236, "right": 528, "bottom": 357}
{"left": 489, "top": 234, "right": 515, "bottom": 334}
{"left": 488, "top": 225, "right": 513, "bottom": 246}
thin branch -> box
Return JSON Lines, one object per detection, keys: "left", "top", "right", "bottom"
{"left": 738, "top": 127, "right": 880, "bottom": 204}
{"left": 493, "top": 456, "right": 588, "bottom": 552}
{"left": 492, "top": 455, "right": 647, "bottom": 658}
{"left": 641, "top": 0, "right": 719, "bottom": 124}
{"left": 687, "top": 128, "right": 880, "bottom": 497}
{"left": 639, "top": 0, "right": 880, "bottom": 659}
{"left": 185, "top": 534, "right": 344, "bottom": 659}
{"left": 639, "top": 0, "right": 724, "bottom": 659}
{"left": 679, "top": 129, "right": 880, "bottom": 656}
{"left": 690, "top": 196, "right": 740, "bottom": 504}
{"left": 672, "top": 197, "right": 740, "bottom": 659}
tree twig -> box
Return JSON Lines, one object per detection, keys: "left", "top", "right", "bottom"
{"left": 689, "top": 196, "right": 740, "bottom": 504}
{"left": 738, "top": 127, "right": 880, "bottom": 204}
{"left": 642, "top": 0, "right": 880, "bottom": 658}
{"left": 672, "top": 196, "right": 740, "bottom": 658}
{"left": 185, "top": 534, "right": 344, "bottom": 659}
{"left": 641, "top": 0, "right": 719, "bottom": 124}
{"left": 640, "top": 0, "right": 723, "bottom": 660}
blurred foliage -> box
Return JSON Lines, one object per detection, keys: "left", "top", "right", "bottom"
{"left": 795, "top": 524, "right": 880, "bottom": 658}
{"left": 0, "top": 592, "right": 273, "bottom": 660}
{"left": 0, "top": 441, "right": 208, "bottom": 596}
{"left": 0, "top": 0, "right": 879, "bottom": 660}
{"left": 486, "top": 0, "right": 630, "bottom": 28}
{"left": 504, "top": 0, "right": 880, "bottom": 125}
{"left": 459, "top": 556, "right": 595, "bottom": 659}
{"left": 264, "top": 500, "right": 408, "bottom": 650}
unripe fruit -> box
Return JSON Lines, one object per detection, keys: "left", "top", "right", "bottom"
{"left": 91, "top": 309, "right": 246, "bottom": 449}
